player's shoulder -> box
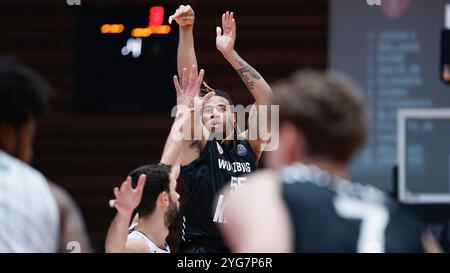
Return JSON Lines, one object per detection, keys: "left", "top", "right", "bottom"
{"left": 279, "top": 162, "right": 390, "bottom": 204}
{"left": 125, "top": 237, "right": 151, "bottom": 253}
{"left": 0, "top": 150, "right": 47, "bottom": 184}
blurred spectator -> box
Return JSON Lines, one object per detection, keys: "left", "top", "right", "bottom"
{"left": 0, "top": 56, "right": 91, "bottom": 252}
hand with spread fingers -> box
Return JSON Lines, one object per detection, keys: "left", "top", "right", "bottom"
{"left": 216, "top": 11, "right": 237, "bottom": 58}
{"left": 109, "top": 175, "right": 146, "bottom": 217}
{"left": 173, "top": 65, "right": 209, "bottom": 109}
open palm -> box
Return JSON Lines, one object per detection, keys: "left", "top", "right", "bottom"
{"left": 109, "top": 175, "right": 146, "bottom": 216}
{"left": 216, "top": 12, "right": 236, "bottom": 56}
{"left": 174, "top": 65, "right": 205, "bottom": 108}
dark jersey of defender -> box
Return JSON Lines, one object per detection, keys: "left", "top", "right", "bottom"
{"left": 280, "top": 163, "right": 425, "bottom": 253}
{"left": 180, "top": 139, "right": 257, "bottom": 249}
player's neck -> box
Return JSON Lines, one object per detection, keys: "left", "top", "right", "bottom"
{"left": 137, "top": 214, "right": 168, "bottom": 249}
{"left": 307, "top": 159, "right": 348, "bottom": 180}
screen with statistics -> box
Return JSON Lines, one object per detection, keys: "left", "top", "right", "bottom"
{"left": 399, "top": 113, "right": 450, "bottom": 203}
{"left": 330, "top": 0, "right": 450, "bottom": 190}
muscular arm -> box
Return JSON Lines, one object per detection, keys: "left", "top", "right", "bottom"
{"left": 171, "top": 66, "right": 214, "bottom": 167}
{"left": 170, "top": 5, "right": 198, "bottom": 84}
{"left": 216, "top": 12, "right": 273, "bottom": 105}
{"left": 105, "top": 211, "right": 133, "bottom": 253}
{"left": 106, "top": 212, "right": 148, "bottom": 253}
{"left": 105, "top": 176, "right": 146, "bottom": 253}
{"left": 224, "top": 51, "right": 272, "bottom": 105}
{"left": 216, "top": 12, "right": 273, "bottom": 160}
{"left": 170, "top": 5, "right": 206, "bottom": 166}
{"left": 178, "top": 26, "right": 198, "bottom": 80}
{"left": 160, "top": 113, "right": 190, "bottom": 179}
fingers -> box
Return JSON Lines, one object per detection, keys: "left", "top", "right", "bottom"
{"left": 119, "top": 181, "right": 126, "bottom": 192}
{"left": 176, "top": 66, "right": 204, "bottom": 96}
{"left": 169, "top": 7, "right": 181, "bottom": 24}
{"left": 222, "top": 12, "right": 226, "bottom": 29}
{"left": 181, "top": 67, "right": 188, "bottom": 90}
{"left": 119, "top": 176, "right": 132, "bottom": 195}
{"left": 173, "top": 75, "right": 182, "bottom": 95}
{"left": 216, "top": 26, "right": 222, "bottom": 37}
{"left": 169, "top": 5, "right": 184, "bottom": 24}
{"left": 169, "top": 5, "right": 193, "bottom": 24}
{"left": 114, "top": 187, "right": 120, "bottom": 199}
{"left": 109, "top": 199, "right": 117, "bottom": 208}
{"left": 221, "top": 11, "right": 235, "bottom": 35}
{"left": 231, "top": 19, "right": 236, "bottom": 37}
{"left": 183, "top": 5, "right": 192, "bottom": 15}
{"left": 194, "top": 69, "right": 205, "bottom": 90}
{"left": 187, "top": 65, "right": 198, "bottom": 90}
{"left": 135, "top": 174, "right": 146, "bottom": 195}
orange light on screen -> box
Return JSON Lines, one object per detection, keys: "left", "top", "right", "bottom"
{"left": 131, "top": 25, "right": 171, "bottom": 38}
{"left": 131, "top": 27, "right": 152, "bottom": 38}
{"left": 149, "top": 6, "right": 165, "bottom": 26}
{"left": 100, "top": 24, "right": 124, "bottom": 34}
{"left": 152, "top": 25, "right": 171, "bottom": 34}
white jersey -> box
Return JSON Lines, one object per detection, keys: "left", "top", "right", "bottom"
{"left": 128, "top": 230, "right": 170, "bottom": 253}
{"left": 0, "top": 150, "right": 60, "bottom": 252}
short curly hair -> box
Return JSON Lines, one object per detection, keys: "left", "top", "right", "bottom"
{"left": 200, "top": 81, "right": 234, "bottom": 105}
{"left": 0, "top": 56, "right": 51, "bottom": 129}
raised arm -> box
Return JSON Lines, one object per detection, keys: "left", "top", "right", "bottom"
{"left": 166, "top": 66, "right": 215, "bottom": 167}
{"left": 160, "top": 112, "right": 189, "bottom": 180}
{"left": 216, "top": 12, "right": 273, "bottom": 105}
{"left": 105, "top": 175, "right": 146, "bottom": 253}
{"left": 169, "top": 5, "right": 198, "bottom": 81}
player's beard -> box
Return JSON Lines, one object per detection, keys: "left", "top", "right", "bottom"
{"left": 164, "top": 198, "right": 179, "bottom": 227}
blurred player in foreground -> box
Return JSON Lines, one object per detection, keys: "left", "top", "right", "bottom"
{"left": 220, "top": 70, "right": 442, "bottom": 253}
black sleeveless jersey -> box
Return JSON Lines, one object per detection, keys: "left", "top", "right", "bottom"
{"left": 280, "top": 163, "right": 425, "bottom": 253}
{"left": 180, "top": 139, "right": 258, "bottom": 249}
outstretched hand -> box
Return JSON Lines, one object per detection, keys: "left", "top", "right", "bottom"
{"left": 174, "top": 65, "right": 205, "bottom": 108}
{"left": 216, "top": 11, "right": 236, "bottom": 57}
{"left": 109, "top": 175, "right": 146, "bottom": 216}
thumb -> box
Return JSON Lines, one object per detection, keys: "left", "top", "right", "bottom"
{"left": 216, "top": 26, "right": 222, "bottom": 37}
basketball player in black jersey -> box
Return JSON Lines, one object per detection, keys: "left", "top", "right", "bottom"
{"left": 169, "top": 6, "right": 273, "bottom": 253}
{"left": 105, "top": 69, "right": 215, "bottom": 253}
{"left": 221, "top": 71, "right": 442, "bottom": 253}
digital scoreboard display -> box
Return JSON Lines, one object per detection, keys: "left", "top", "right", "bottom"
{"left": 74, "top": 5, "right": 178, "bottom": 113}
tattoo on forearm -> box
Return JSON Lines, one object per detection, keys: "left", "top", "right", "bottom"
{"left": 235, "top": 59, "right": 262, "bottom": 92}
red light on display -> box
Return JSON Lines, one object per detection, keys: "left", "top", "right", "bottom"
{"left": 149, "top": 6, "right": 164, "bottom": 26}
